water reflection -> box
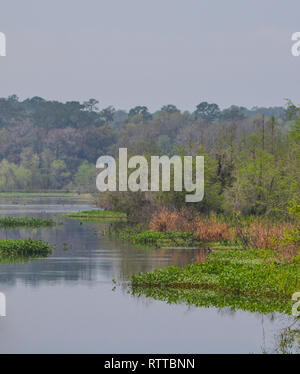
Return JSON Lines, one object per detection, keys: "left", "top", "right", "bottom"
{"left": 261, "top": 316, "right": 300, "bottom": 354}
{"left": 0, "top": 202, "right": 204, "bottom": 287}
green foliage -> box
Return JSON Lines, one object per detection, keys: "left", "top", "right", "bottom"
{"left": 280, "top": 200, "right": 300, "bottom": 249}
{"left": 131, "top": 249, "right": 300, "bottom": 300}
{"left": 0, "top": 238, "right": 53, "bottom": 257}
{"left": 0, "top": 95, "right": 298, "bottom": 218}
{"left": 61, "top": 210, "right": 126, "bottom": 219}
{"left": 113, "top": 228, "right": 200, "bottom": 248}
{"left": 206, "top": 248, "right": 279, "bottom": 265}
{"left": 74, "top": 161, "right": 96, "bottom": 193}
{"left": 0, "top": 217, "right": 56, "bottom": 228}
{"left": 194, "top": 101, "right": 220, "bottom": 122}
{"left": 131, "top": 287, "right": 293, "bottom": 315}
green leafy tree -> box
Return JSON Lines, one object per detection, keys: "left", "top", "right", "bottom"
{"left": 74, "top": 161, "right": 95, "bottom": 193}
{"left": 194, "top": 102, "right": 220, "bottom": 122}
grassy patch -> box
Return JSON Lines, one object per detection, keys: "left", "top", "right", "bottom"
{"left": 131, "top": 249, "right": 300, "bottom": 305}
{"left": 0, "top": 238, "right": 53, "bottom": 258}
{"left": 113, "top": 228, "right": 201, "bottom": 248}
{"left": 209, "top": 241, "right": 243, "bottom": 251}
{"left": 61, "top": 210, "right": 127, "bottom": 220}
{"left": 0, "top": 217, "right": 56, "bottom": 228}
{"left": 207, "top": 248, "right": 279, "bottom": 265}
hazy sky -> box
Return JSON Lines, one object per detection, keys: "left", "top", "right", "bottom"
{"left": 1, "top": 0, "right": 300, "bottom": 111}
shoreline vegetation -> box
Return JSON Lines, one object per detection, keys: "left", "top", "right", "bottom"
{"left": 0, "top": 95, "right": 298, "bottom": 317}
{"left": 60, "top": 210, "right": 127, "bottom": 221}
{"left": 107, "top": 207, "right": 299, "bottom": 257}
{"left": 93, "top": 206, "right": 299, "bottom": 314}
{"left": 0, "top": 217, "right": 56, "bottom": 228}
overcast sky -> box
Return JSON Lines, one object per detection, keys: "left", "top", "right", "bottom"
{"left": 0, "top": 0, "right": 300, "bottom": 111}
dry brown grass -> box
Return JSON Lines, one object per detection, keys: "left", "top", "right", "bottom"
{"left": 246, "top": 222, "right": 289, "bottom": 250}
{"left": 245, "top": 221, "right": 299, "bottom": 260}
{"left": 150, "top": 208, "right": 233, "bottom": 242}
{"left": 150, "top": 207, "right": 195, "bottom": 232}
{"left": 194, "top": 215, "right": 234, "bottom": 242}
{"left": 149, "top": 207, "right": 299, "bottom": 259}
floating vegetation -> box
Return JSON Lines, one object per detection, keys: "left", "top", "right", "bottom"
{"left": 0, "top": 238, "right": 53, "bottom": 258}
{"left": 131, "top": 287, "right": 293, "bottom": 315}
{"left": 113, "top": 228, "right": 201, "bottom": 248}
{"left": 60, "top": 210, "right": 127, "bottom": 222}
{"left": 131, "top": 249, "right": 300, "bottom": 312}
{"left": 0, "top": 217, "right": 56, "bottom": 228}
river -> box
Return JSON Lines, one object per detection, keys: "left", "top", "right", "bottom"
{"left": 0, "top": 197, "right": 296, "bottom": 353}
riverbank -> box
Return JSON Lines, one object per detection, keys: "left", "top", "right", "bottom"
{"left": 97, "top": 209, "right": 299, "bottom": 314}
{"left": 61, "top": 207, "right": 300, "bottom": 314}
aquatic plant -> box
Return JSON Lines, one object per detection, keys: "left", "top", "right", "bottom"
{"left": 113, "top": 228, "right": 200, "bottom": 248}
{"left": 61, "top": 210, "right": 126, "bottom": 219}
{"left": 131, "top": 287, "right": 293, "bottom": 315}
{"left": 0, "top": 217, "right": 56, "bottom": 228}
{"left": 131, "top": 249, "right": 300, "bottom": 300}
{"left": 0, "top": 238, "right": 53, "bottom": 257}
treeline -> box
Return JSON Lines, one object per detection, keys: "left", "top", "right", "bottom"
{"left": 0, "top": 95, "right": 298, "bottom": 218}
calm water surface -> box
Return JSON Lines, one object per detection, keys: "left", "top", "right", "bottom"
{"left": 0, "top": 197, "right": 295, "bottom": 353}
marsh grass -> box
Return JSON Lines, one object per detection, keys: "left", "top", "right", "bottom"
{"left": 149, "top": 207, "right": 299, "bottom": 258}
{"left": 0, "top": 217, "right": 56, "bottom": 228}
{"left": 60, "top": 210, "right": 127, "bottom": 220}
{"left": 0, "top": 238, "right": 53, "bottom": 257}
{"left": 113, "top": 227, "right": 201, "bottom": 248}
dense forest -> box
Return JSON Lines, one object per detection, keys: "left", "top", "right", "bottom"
{"left": 0, "top": 94, "right": 299, "bottom": 219}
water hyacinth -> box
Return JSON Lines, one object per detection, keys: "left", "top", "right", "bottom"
{"left": 0, "top": 217, "right": 56, "bottom": 228}
{"left": 0, "top": 239, "right": 53, "bottom": 257}
{"left": 131, "top": 249, "right": 300, "bottom": 302}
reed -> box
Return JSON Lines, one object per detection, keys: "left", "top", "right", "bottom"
{"left": 149, "top": 208, "right": 299, "bottom": 259}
